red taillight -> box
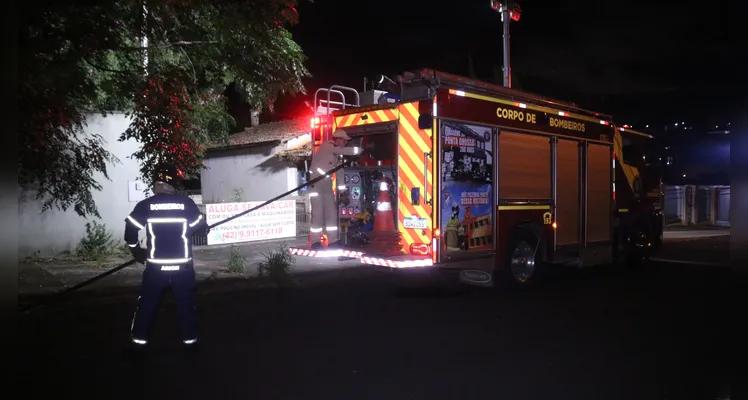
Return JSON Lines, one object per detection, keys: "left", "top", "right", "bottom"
{"left": 311, "top": 115, "right": 331, "bottom": 128}
{"left": 409, "top": 243, "right": 431, "bottom": 256}
{"left": 310, "top": 116, "right": 321, "bottom": 128}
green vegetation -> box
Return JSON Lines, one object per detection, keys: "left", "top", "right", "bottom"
{"left": 257, "top": 243, "right": 296, "bottom": 288}
{"left": 20, "top": 0, "right": 310, "bottom": 218}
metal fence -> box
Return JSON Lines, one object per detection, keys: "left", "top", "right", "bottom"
{"left": 191, "top": 197, "right": 311, "bottom": 247}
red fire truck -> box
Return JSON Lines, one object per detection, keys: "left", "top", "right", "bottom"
{"left": 291, "top": 69, "right": 663, "bottom": 287}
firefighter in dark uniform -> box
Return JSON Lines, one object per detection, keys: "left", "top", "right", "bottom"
{"left": 124, "top": 164, "right": 208, "bottom": 352}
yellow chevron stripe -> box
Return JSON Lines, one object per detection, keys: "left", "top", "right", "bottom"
{"left": 399, "top": 225, "right": 417, "bottom": 248}
{"left": 335, "top": 114, "right": 350, "bottom": 128}
{"left": 395, "top": 184, "right": 430, "bottom": 221}
{"left": 396, "top": 101, "right": 433, "bottom": 251}
{"left": 398, "top": 203, "right": 429, "bottom": 242}
{"left": 401, "top": 104, "right": 433, "bottom": 152}
{"left": 614, "top": 131, "right": 638, "bottom": 192}
{"left": 398, "top": 139, "right": 433, "bottom": 186}
{"left": 398, "top": 106, "right": 433, "bottom": 186}
{"left": 400, "top": 114, "right": 434, "bottom": 187}
{"left": 397, "top": 155, "right": 430, "bottom": 206}
{"left": 334, "top": 110, "right": 399, "bottom": 128}
{"left": 407, "top": 202, "right": 430, "bottom": 221}
{"left": 355, "top": 114, "right": 374, "bottom": 126}
{"left": 374, "top": 109, "right": 397, "bottom": 122}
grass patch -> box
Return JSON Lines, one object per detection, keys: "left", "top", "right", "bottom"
{"left": 256, "top": 243, "right": 296, "bottom": 288}
{"left": 226, "top": 244, "right": 247, "bottom": 273}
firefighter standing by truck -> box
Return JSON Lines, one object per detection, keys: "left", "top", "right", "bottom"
{"left": 308, "top": 129, "right": 369, "bottom": 249}
{"left": 124, "top": 164, "right": 208, "bottom": 354}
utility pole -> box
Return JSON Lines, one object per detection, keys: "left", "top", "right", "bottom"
{"left": 490, "top": 1, "right": 522, "bottom": 88}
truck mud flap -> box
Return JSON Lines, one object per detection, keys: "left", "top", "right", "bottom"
{"left": 459, "top": 270, "right": 493, "bottom": 287}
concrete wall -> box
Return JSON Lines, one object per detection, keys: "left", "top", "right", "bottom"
{"left": 201, "top": 143, "right": 299, "bottom": 204}
{"left": 663, "top": 186, "right": 684, "bottom": 225}
{"left": 662, "top": 184, "right": 730, "bottom": 227}
{"left": 716, "top": 186, "right": 730, "bottom": 226}
{"left": 19, "top": 113, "right": 142, "bottom": 257}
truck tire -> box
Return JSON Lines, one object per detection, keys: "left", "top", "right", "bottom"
{"left": 651, "top": 225, "right": 663, "bottom": 251}
{"left": 499, "top": 228, "right": 544, "bottom": 288}
{"left": 618, "top": 229, "right": 649, "bottom": 268}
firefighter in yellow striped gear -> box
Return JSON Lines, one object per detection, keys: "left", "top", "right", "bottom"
{"left": 308, "top": 129, "right": 365, "bottom": 249}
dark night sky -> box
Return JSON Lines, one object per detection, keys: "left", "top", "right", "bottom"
{"left": 271, "top": 0, "right": 735, "bottom": 132}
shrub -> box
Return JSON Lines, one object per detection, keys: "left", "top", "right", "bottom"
{"left": 75, "top": 221, "right": 117, "bottom": 261}
{"left": 256, "top": 243, "right": 296, "bottom": 288}
{"left": 226, "top": 244, "right": 247, "bottom": 273}
{"left": 231, "top": 188, "right": 244, "bottom": 202}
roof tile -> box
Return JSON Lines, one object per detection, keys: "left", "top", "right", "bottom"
{"left": 207, "top": 117, "right": 309, "bottom": 149}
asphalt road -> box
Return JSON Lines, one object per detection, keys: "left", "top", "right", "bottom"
{"left": 19, "top": 258, "right": 730, "bottom": 400}
{"left": 654, "top": 235, "right": 729, "bottom": 265}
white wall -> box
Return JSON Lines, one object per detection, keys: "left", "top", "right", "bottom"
{"left": 201, "top": 143, "right": 298, "bottom": 204}
{"left": 716, "top": 186, "right": 730, "bottom": 227}
{"left": 663, "top": 185, "right": 684, "bottom": 225}
{"left": 19, "top": 113, "right": 143, "bottom": 257}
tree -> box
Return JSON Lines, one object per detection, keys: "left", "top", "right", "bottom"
{"left": 19, "top": 0, "right": 310, "bottom": 218}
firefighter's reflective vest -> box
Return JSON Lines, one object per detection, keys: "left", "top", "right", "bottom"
{"left": 125, "top": 193, "right": 206, "bottom": 265}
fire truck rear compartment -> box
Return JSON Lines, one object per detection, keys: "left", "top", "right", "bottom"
{"left": 337, "top": 129, "right": 399, "bottom": 248}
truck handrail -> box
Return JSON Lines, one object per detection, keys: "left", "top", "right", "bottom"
{"left": 328, "top": 85, "right": 360, "bottom": 110}
{"left": 314, "top": 88, "right": 345, "bottom": 115}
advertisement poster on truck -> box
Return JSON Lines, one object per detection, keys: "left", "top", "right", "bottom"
{"left": 205, "top": 200, "right": 296, "bottom": 245}
{"left": 440, "top": 121, "right": 495, "bottom": 254}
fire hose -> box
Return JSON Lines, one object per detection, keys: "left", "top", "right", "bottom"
{"left": 20, "top": 163, "right": 348, "bottom": 313}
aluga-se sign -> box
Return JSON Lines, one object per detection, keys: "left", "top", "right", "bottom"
{"left": 205, "top": 200, "right": 296, "bottom": 245}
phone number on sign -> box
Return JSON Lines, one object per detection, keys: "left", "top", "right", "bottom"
{"left": 221, "top": 227, "right": 285, "bottom": 240}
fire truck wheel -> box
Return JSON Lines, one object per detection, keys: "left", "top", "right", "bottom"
{"left": 502, "top": 229, "right": 544, "bottom": 288}
{"left": 652, "top": 226, "right": 663, "bottom": 250}
{"left": 618, "top": 229, "right": 649, "bottom": 268}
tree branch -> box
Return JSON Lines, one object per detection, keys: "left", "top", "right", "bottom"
{"left": 117, "top": 40, "right": 219, "bottom": 51}
{"left": 83, "top": 57, "right": 137, "bottom": 75}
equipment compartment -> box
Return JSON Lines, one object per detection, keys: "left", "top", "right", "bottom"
{"left": 498, "top": 131, "right": 551, "bottom": 200}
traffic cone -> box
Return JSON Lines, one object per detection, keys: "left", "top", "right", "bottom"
{"left": 367, "top": 178, "right": 404, "bottom": 256}
{"left": 307, "top": 232, "right": 328, "bottom": 248}
{"left": 374, "top": 178, "right": 395, "bottom": 232}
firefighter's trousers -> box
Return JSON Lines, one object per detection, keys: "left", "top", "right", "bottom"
{"left": 130, "top": 262, "right": 197, "bottom": 345}
{"left": 309, "top": 180, "right": 339, "bottom": 244}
